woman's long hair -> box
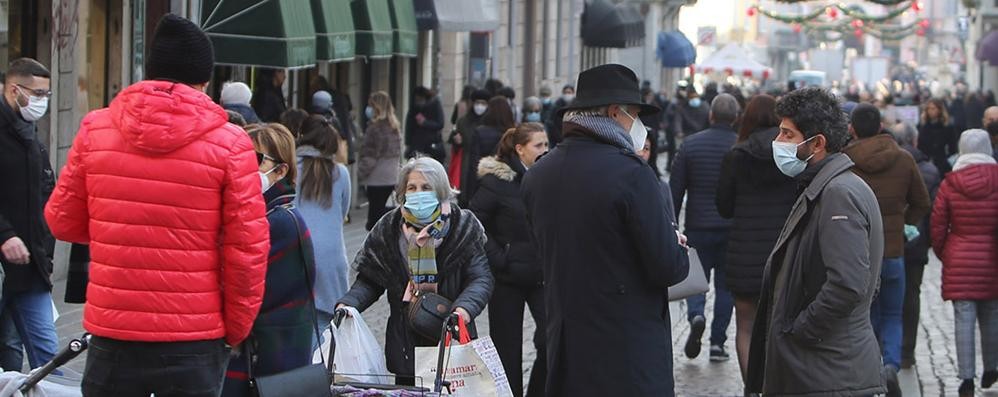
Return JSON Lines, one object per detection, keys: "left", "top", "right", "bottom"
{"left": 737, "top": 95, "right": 779, "bottom": 143}
{"left": 369, "top": 91, "right": 401, "bottom": 132}
{"left": 482, "top": 96, "right": 516, "bottom": 132}
{"left": 297, "top": 115, "right": 340, "bottom": 208}
{"left": 921, "top": 98, "right": 950, "bottom": 126}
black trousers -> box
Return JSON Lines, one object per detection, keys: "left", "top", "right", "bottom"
{"left": 488, "top": 281, "right": 547, "bottom": 397}
{"left": 82, "top": 336, "right": 229, "bottom": 397}
{"left": 365, "top": 185, "right": 395, "bottom": 231}
{"left": 901, "top": 260, "right": 926, "bottom": 365}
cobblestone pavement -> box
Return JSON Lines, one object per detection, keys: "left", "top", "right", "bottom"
{"left": 47, "top": 206, "right": 997, "bottom": 396}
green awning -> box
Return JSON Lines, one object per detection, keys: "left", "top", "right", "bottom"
{"left": 351, "top": 0, "right": 394, "bottom": 59}
{"left": 201, "top": 0, "right": 317, "bottom": 68}
{"left": 389, "top": 0, "right": 418, "bottom": 57}
{"left": 312, "top": 0, "right": 356, "bottom": 62}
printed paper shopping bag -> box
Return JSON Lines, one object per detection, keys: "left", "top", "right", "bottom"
{"left": 414, "top": 317, "right": 513, "bottom": 396}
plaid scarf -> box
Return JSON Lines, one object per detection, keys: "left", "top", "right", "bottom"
{"left": 401, "top": 203, "right": 452, "bottom": 292}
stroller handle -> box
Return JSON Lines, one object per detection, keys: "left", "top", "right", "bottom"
{"left": 18, "top": 334, "right": 91, "bottom": 394}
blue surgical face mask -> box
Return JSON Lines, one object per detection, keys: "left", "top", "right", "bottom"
{"left": 689, "top": 98, "right": 702, "bottom": 108}
{"left": 403, "top": 191, "right": 440, "bottom": 221}
{"left": 365, "top": 106, "right": 375, "bottom": 119}
{"left": 772, "top": 136, "right": 816, "bottom": 177}
{"left": 525, "top": 112, "right": 541, "bottom": 122}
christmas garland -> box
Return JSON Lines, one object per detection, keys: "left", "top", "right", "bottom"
{"left": 835, "top": 2, "right": 912, "bottom": 22}
{"left": 773, "top": 0, "right": 910, "bottom": 4}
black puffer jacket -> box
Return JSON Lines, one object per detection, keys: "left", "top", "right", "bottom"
{"left": 469, "top": 156, "right": 542, "bottom": 286}
{"left": 670, "top": 124, "right": 737, "bottom": 230}
{"left": 715, "top": 127, "right": 796, "bottom": 296}
{"left": 337, "top": 205, "right": 494, "bottom": 378}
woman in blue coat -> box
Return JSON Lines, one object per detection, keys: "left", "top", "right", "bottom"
{"left": 294, "top": 116, "right": 352, "bottom": 337}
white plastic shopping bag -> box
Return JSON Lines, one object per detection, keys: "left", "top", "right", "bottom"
{"left": 414, "top": 318, "right": 513, "bottom": 396}
{"left": 312, "top": 307, "right": 389, "bottom": 384}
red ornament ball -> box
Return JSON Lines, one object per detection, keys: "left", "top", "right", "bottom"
{"left": 851, "top": 19, "right": 864, "bottom": 28}
{"left": 747, "top": 6, "right": 756, "bottom": 17}
{"left": 916, "top": 27, "right": 926, "bottom": 36}
{"left": 912, "top": 2, "right": 923, "bottom": 12}
{"left": 918, "top": 19, "right": 930, "bottom": 29}
{"left": 792, "top": 23, "right": 802, "bottom": 33}
{"left": 827, "top": 7, "right": 838, "bottom": 19}
{"left": 854, "top": 28, "right": 864, "bottom": 38}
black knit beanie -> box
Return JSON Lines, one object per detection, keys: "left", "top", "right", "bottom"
{"left": 146, "top": 14, "right": 214, "bottom": 85}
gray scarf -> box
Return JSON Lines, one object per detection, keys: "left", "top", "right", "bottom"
{"left": 564, "top": 113, "right": 634, "bottom": 152}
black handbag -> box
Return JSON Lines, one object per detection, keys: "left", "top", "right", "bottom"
{"left": 247, "top": 203, "right": 333, "bottom": 397}
{"left": 406, "top": 289, "right": 453, "bottom": 341}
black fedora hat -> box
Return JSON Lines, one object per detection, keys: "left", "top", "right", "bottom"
{"left": 557, "top": 64, "right": 660, "bottom": 118}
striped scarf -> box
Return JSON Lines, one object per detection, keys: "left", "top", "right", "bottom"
{"left": 401, "top": 203, "right": 452, "bottom": 293}
{"left": 564, "top": 113, "right": 634, "bottom": 152}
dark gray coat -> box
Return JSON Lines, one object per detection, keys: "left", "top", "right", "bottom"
{"left": 337, "top": 206, "right": 494, "bottom": 378}
{"left": 747, "top": 153, "right": 886, "bottom": 396}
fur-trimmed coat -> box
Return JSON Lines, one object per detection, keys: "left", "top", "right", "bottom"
{"left": 469, "top": 156, "right": 542, "bottom": 286}
{"left": 337, "top": 205, "right": 494, "bottom": 377}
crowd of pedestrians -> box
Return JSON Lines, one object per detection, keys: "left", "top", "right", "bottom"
{"left": 0, "top": 12, "right": 996, "bottom": 397}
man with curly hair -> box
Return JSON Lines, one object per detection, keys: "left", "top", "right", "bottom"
{"left": 746, "top": 87, "right": 887, "bottom": 396}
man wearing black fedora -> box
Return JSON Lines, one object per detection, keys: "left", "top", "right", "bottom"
{"left": 522, "top": 64, "right": 690, "bottom": 395}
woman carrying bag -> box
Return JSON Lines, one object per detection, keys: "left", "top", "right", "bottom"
{"left": 222, "top": 124, "right": 318, "bottom": 397}
{"left": 336, "top": 157, "right": 494, "bottom": 386}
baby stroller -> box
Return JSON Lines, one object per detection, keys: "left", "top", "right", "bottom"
{"left": 0, "top": 334, "right": 88, "bottom": 397}
{"left": 329, "top": 310, "right": 461, "bottom": 396}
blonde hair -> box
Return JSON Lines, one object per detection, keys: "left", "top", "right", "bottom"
{"left": 248, "top": 124, "right": 298, "bottom": 186}
{"left": 370, "top": 91, "right": 401, "bottom": 132}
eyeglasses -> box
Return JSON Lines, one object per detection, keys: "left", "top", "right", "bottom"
{"left": 16, "top": 84, "right": 53, "bottom": 99}
{"left": 256, "top": 152, "right": 278, "bottom": 165}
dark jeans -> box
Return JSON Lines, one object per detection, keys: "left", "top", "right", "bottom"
{"left": 82, "top": 336, "right": 229, "bottom": 397}
{"left": 901, "top": 261, "right": 926, "bottom": 365}
{"left": 365, "top": 185, "right": 395, "bottom": 231}
{"left": 685, "top": 229, "right": 734, "bottom": 347}
{"left": 488, "top": 281, "right": 547, "bottom": 397}
{"left": 871, "top": 257, "right": 905, "bottom": 368}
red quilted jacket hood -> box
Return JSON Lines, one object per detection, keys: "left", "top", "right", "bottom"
{"left": 110, "top": 80, "right": 229, "bottom": 154}
{"left": 949, "top": 163, "right": 997, "bottom": 199}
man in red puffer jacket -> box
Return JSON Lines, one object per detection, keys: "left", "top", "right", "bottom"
{"left": 44, "top": 14, "right": 268, "bottom": 397}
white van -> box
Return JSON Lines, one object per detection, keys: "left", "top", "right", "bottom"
{"left": 789, "top": 70, "right": 827, "bottom": 88}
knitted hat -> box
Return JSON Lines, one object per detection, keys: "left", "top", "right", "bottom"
{"left": 958, "top": 129, "right": 994, "bottom": 157}
{"left": 312, "top": 91, "right": 333, "bottom": 112}
{"left": 146, "top": 14, "right": 214, "bottom": 85}
{"left": 220, "top": 82, "right": 252, "bottom": 105}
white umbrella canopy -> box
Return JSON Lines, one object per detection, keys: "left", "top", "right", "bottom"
{"left": 695, "top": 43, "right": 772, "bottom": 79}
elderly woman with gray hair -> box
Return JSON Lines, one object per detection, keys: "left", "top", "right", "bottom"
{"left": 336, "top": 157, "right": 494, "bottom": 385}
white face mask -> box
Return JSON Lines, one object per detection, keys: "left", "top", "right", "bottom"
{"left": 15, "top": 86, "right": 49, "bottom": 122}
{"left": 621, "top": 106, "right": 647, "bottom": 152}
{"left": 563, "top": 94, "right": 575, "bottom": 103}
{"left": 473, "top": 103, "right": 488, "bottom": 116}
{"left": 259, "top": 166, "right": 278, "bottom": 193}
